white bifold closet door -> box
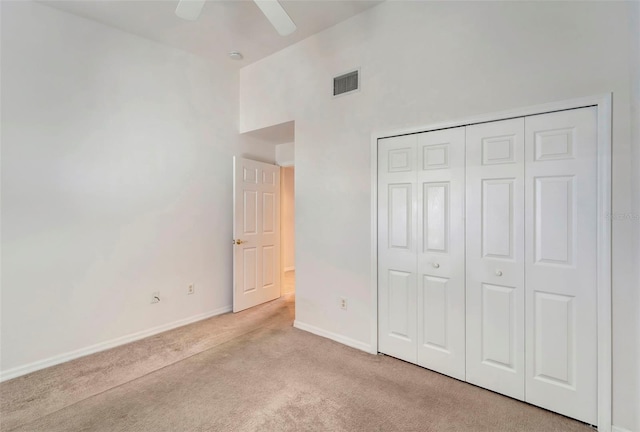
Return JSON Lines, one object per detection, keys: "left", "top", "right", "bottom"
{"left": 378, "top": 128, "right": 466, "bottom": 380}
{"left": 416, "top": 128, "right": 466, "bottom": 380}
{"left": 465, "top": 108, "right": 597, "bottom": 424}
{"left": 524, "top": 107, "right": 597, "bottom": 424}
{"left": 378, "top": 134, "right": 418, "bottom": 364}
{"left": 378, "top": 106, "right": 597, "bottom": 425}
{"left": 465, "top": 118, "right": 526, "bottom": 400}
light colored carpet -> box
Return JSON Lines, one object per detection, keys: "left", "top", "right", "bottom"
{"left": 0, "top": 292, "right": 294, "bottom": 431}
{"left": 1, "top": 284, "right": 591, "bottom": 431}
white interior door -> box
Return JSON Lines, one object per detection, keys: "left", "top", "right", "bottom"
{"left": 233, "top": 157, "right": 281, "bottom": 313}
{"left": 416, "top": 127, "right": 466, "bottom": 380}
{"left": 378, "top": 134, "right": 418, "bottom": 364}
{"left": 465, "top": 118, "right": 526, "bottom": 400}
{"left": 524, "top": 107, "right": 598, "bottom": 424}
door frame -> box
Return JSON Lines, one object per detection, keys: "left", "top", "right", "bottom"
{"left": 369, "top": 94, "right": 612, "bottom": 431}
{"left": 279, "top": 164, "right": 295, "bottom": 293}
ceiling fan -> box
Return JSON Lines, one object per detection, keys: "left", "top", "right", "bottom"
{"left": 175, "top": 0, "right": 297, "bottom": 36}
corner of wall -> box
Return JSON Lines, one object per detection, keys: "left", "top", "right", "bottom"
{"left": 293, "top": 320, "right": 372, "bottom": 354}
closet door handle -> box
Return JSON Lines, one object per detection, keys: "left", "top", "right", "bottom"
{"left": 432, "top": 263, "right": 440, "bottom": 269}
{"left": 495, "top": 270, "right": 503, "bottom": 276}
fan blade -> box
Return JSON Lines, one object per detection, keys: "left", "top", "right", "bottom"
{"left": 254, "top": 0, "right": 296, "bottom": 36}
{"left": 175, "top": 0, "right": 205, "bottom": 20}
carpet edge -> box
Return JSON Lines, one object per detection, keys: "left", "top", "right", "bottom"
{"left": 0, "top": 305, "right": 232, "bottom": 382}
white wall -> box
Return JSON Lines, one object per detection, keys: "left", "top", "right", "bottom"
{"left": 281, "top": 166, "right": 295, "bottom": 271}
{"left": 630, "top": 3, "right": 640, "bottom": 431}
{"left": 276, "top": 142, "right": 295, "bottom": 166}
{"left": 0, "top": 1, "right": 273, "bottom": 377}
{"left": 239, "top": 2, "right": 639, "bottom": 430}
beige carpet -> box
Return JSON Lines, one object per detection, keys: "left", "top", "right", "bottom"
{"left": 1, "top": 284, "right": 591, "bottom": 431}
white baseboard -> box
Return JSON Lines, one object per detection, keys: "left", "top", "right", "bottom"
{"left": 0, "top": 305, "right": 232, "bottom": 382}
{"left": 612, "top": 426, "right": 635, "bottom": 432}
{"left": 283, "top": 266, "right": 295, "bottom": 272}
{"left": 293, "top": 320, "right": 371, "bottom": 353}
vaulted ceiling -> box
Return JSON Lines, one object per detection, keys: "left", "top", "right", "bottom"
{"left": 43, "top": 0, "right": 383, "bottom": 66}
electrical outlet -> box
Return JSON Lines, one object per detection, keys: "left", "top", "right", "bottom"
{"left": 339, "top": 297, "right": 347, "bottom": 310}
{"left": 187, "top": 283, "right": 195, "bottom": 295}
{"left": 151, "top": 291, "right": 160, "bottom": 304}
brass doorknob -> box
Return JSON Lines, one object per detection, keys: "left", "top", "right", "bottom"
{"left": 234, "top": 239, "right": 245, "bottom": 245}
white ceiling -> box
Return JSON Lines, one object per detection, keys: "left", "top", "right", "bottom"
{"left": 43, "top": 0, "right": 383, "bottom": 66}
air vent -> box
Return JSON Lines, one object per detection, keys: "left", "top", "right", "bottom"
{"left": 333, "top": 70, "right": 359, "bottom": 96}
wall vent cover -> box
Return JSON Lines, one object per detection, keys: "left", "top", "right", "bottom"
{"left": 333, "top": 70, "right": 359, "bottom": 96}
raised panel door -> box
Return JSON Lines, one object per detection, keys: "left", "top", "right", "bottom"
{"left": 378, "top": 135, "right": 418, "bottom": 363}
{"left": 416, "top": 127, "right": 466, "bottom": 380}
{"left": 524, "top": 107, "right": 597, "bottom": 424}
{"left": 465, "top": 118, "right": 525, "bottom": 400}
{"left": 233, "top": 157, "right": 281, "bottom": 312}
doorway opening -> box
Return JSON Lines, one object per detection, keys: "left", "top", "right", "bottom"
{"left": 235, "top": 121, "right": 295, "bottom": 312}
{"left": 281, "top": 166, "right": 295, "bottom": 295}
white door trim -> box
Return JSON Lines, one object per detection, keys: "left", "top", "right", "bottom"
{"left": 369, "top": 94, "right": 612, "bottom": 431}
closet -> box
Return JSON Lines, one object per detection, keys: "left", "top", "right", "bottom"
{"left": 378, "top": 107, "right": 597, "bottom": 425}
